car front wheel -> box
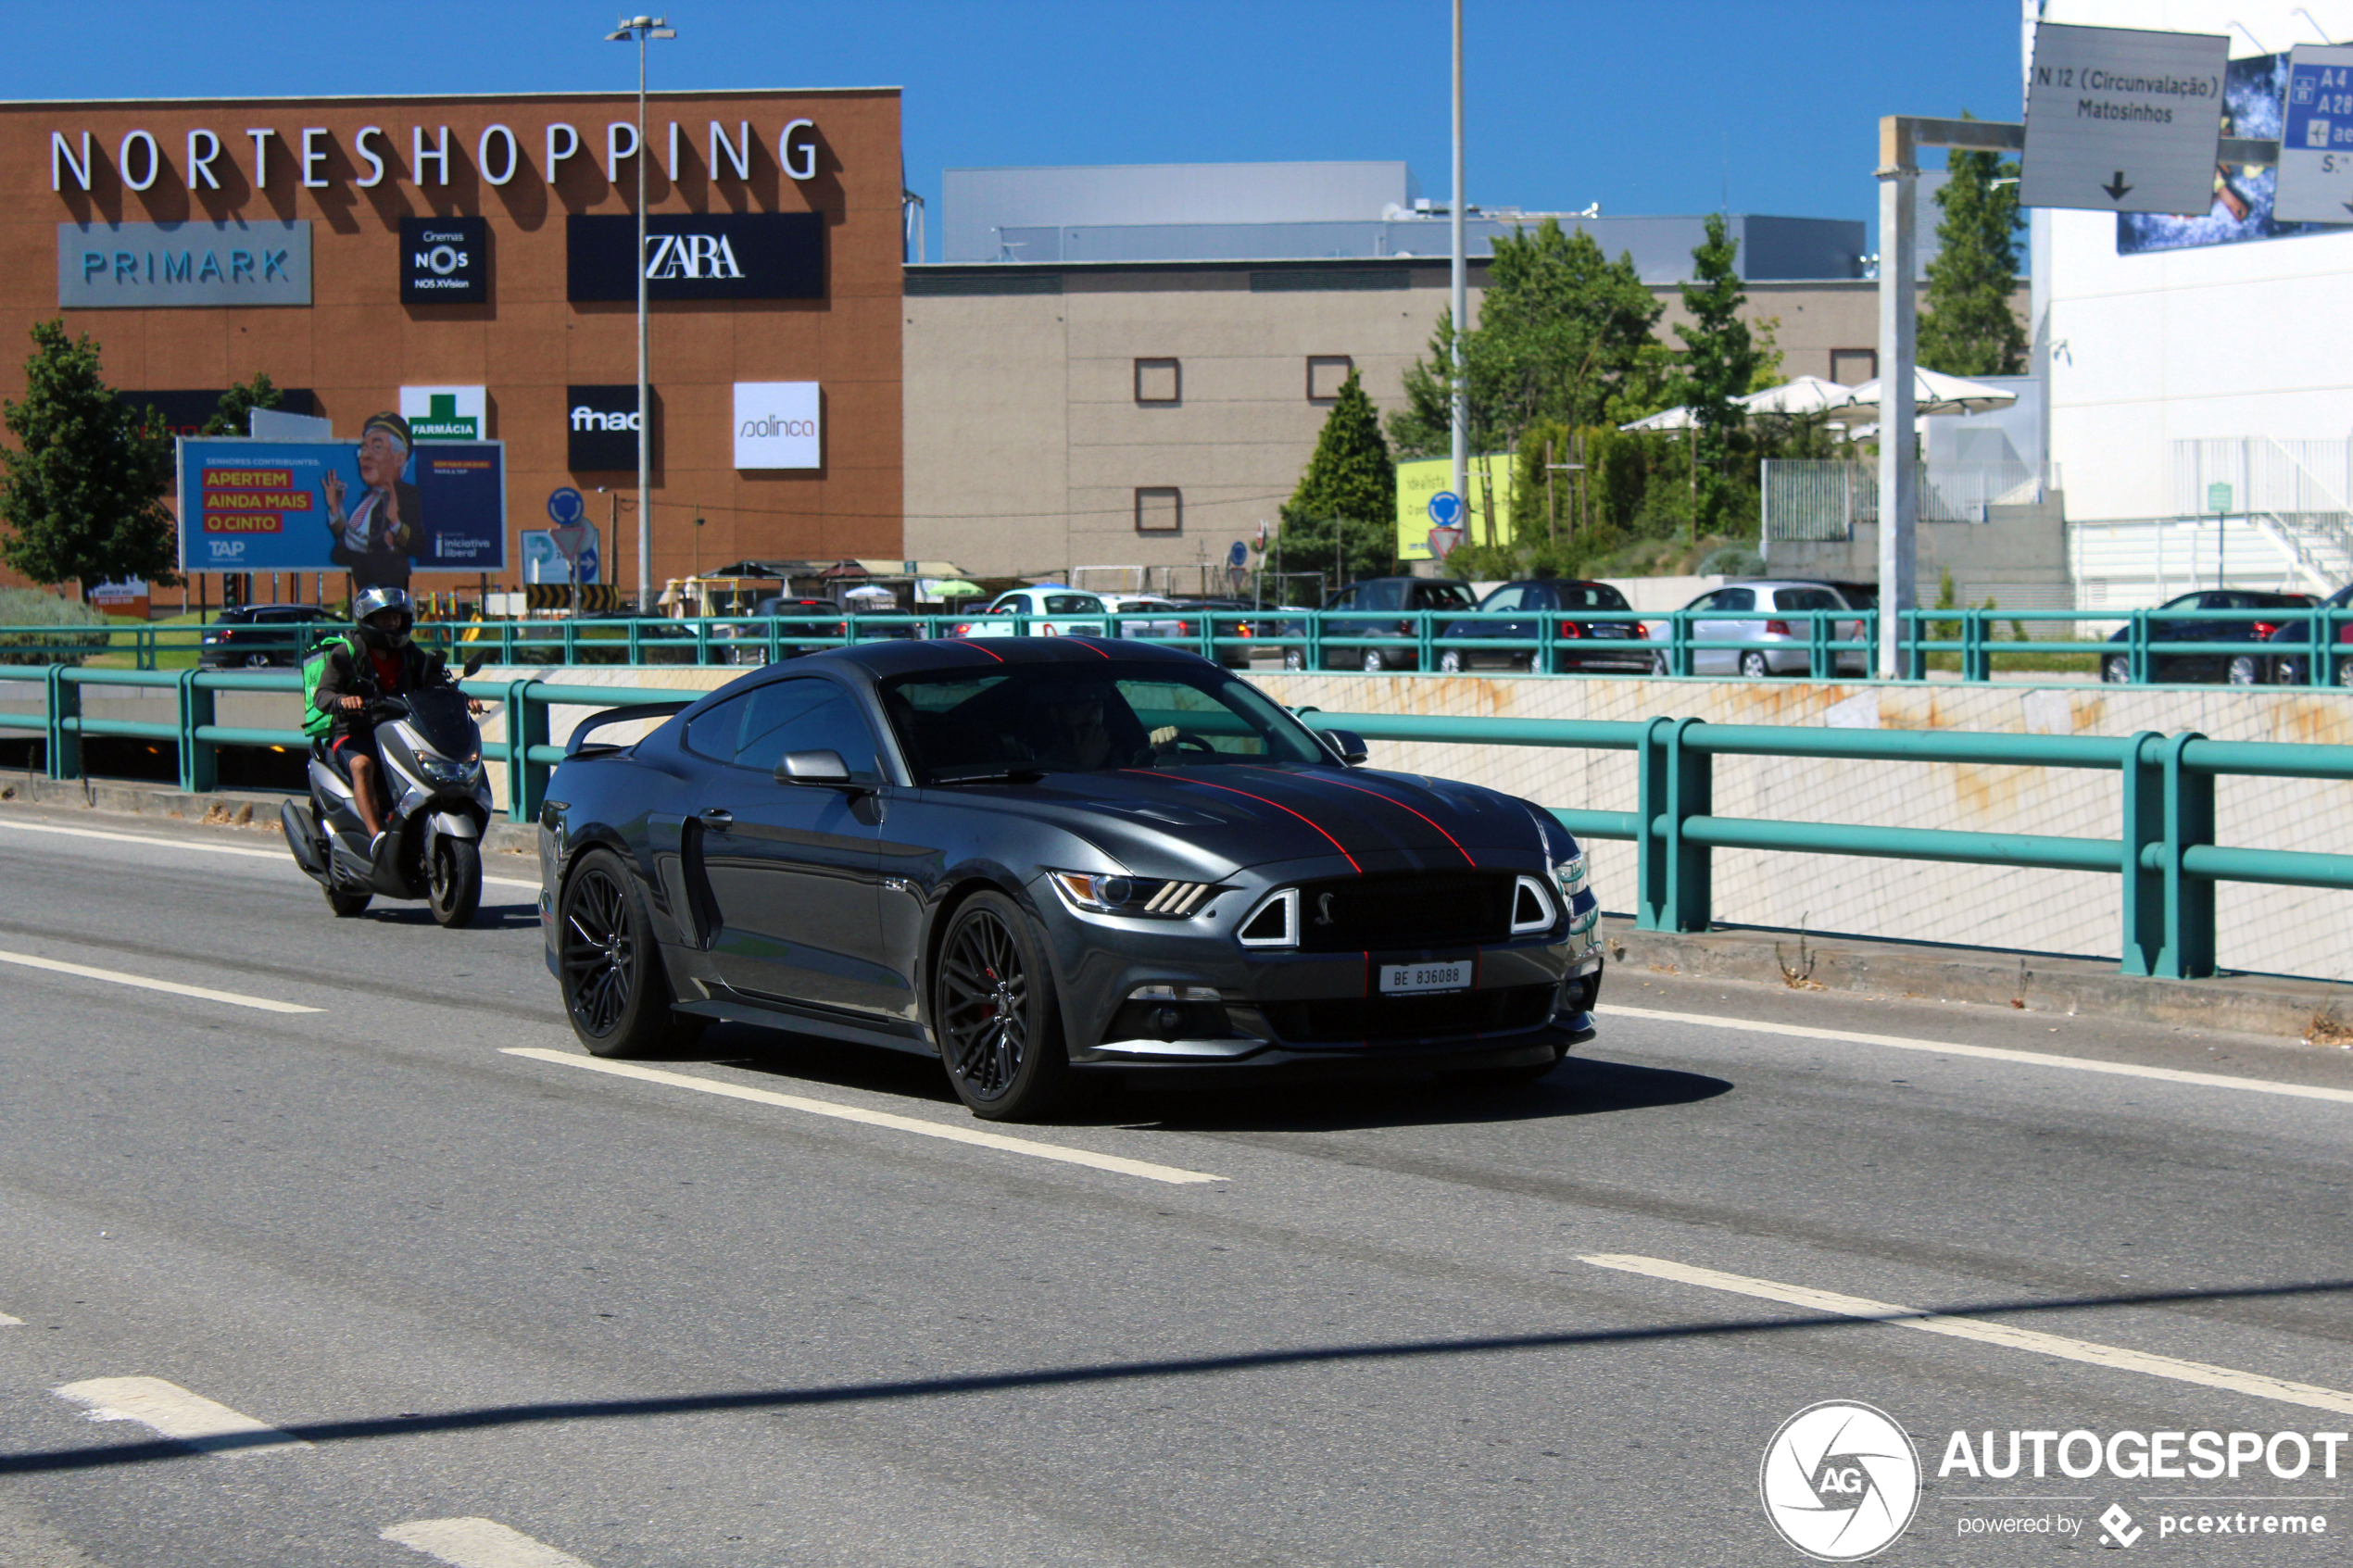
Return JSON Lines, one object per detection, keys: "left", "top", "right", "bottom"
{"left": 934, "top": 891, "right": 1067, "bottom": 1121}
{"left": 559, "top": 847, "right": 701, "bottom": 1058}
{"left": 1739, "top": 650, "right": 1770, "bottom": 679}
{"left": 2228, "top": 654, "right": 2261, "bottom": 686}
{"left": 1362, "top": 648, "right": 1389, "bottom": 673}
{"left": 1282, "top": 647, "right": 1305, "bottom": 671}
{"left": 2103, "top": 655, "right": 2133, "bottom": 684}
{"left": 1438, "top": 648, "right": 1465, "bottom": 674}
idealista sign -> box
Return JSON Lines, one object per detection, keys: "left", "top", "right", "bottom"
{"left": 48, "top": 119, "right": 824, "bottom": 194}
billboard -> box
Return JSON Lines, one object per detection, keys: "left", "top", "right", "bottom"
{"left": 399, "top": 216, "right": 488, "bottom": 304}
{"left": 567, "top": 212, "right": 824, "bottom": 302}
{"left": 1395, "top": 455, "right": 1512, "bottom": 560}
{"left": 733, "top": 382, "right": 821, "bottom": 469}
{"left": 568, "top": 384, "right": 653, "bottom": 471}
{"left": 2117, "top": 53, "right": 2330, "bottom": 255}
{"left": 399, "top": 385, "right": 485, "bottom": 442}
{"left": 178, "top": 426, "right": 507, "bottom": 588}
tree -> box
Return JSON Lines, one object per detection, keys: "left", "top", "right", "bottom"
{"left": 1917, "top": 137, "right": 2027, "bottom": 377}
{"left": 1387, "top": 220, "right": 1661, "bottom": 458}
{"left": 200, "top": 371, "right": 287, "bottom": 436}
{"left": 0, "top": 321, "right": 178, "bottom": 597}
{"left": 1277, "top": 369, "right": 1398, "bottom": 583}
{"left": 1674, "top": 214, "right": 1760, "bottom": 536}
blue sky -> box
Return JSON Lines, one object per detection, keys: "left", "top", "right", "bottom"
{"left": 3, "top": 1, "right": 2020, "bottom": 252}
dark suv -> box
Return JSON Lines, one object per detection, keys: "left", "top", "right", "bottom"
{"left": 197, "top": 605, "right": 322, "bottom": 668}
{"left": 1285, "top": 577, "right": 1478, "bottom": 672}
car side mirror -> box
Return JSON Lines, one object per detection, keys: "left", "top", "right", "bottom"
{"left": 1324, "top": 729, "right": 1368, "bottom": 766}
{"left": 774, "top": 749, "right": 852, "bottom": 785}
{"left": 461, "top": 654, "right": 486, "bottom": 678}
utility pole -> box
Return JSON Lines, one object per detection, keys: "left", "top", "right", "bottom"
{"left": 1450, "top": 0, "right": 1467, "bottom": 521}
{"left": 606, "top": 16, "right": 674, "bottom": 612}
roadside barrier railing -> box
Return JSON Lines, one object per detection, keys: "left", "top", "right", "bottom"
{"left": 7, "top": 603, "right": 2350, "bottom": 686}
{"left": 6, "top": 666, "right": 2351, "bottom": 982}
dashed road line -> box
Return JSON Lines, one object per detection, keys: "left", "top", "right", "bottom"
{"left": 0, "top": 1309, "right": 19, "bottom": 1327}
{"left": 383, "top": 1518, "right": 598, "bottom": 1568}
{"left": 503, "top": 1047, "right": 1226, "bottom": 1185}
{"left": 51, "top": 1376, "right": 307, "bottom": 1454}
{"left": 1602, "top": 1003, "right": 2353, "bottom": 1106}
{"left": 0, "top": 816, "right": 540, "bottom": 889}
{"left": 0, "top": 947, "right": 321, "bottom": 1014}
{"left": 1581, "top": 1253, "right": 2353, "bottom": 1418}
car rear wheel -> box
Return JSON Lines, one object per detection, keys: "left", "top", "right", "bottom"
{"left": 1362, "top": 648, "right": 1389, "bottom": 673}
{"left": 2340, "top": 657, "right": 2353, "bottom": 688}
{"left": 559, "top": 847, "right": 701, "bottom": 1058}
{"left": 2228, "top": 654, "right": 2261, "bottom": 686}
{"left": 2103, "top": 655, "right": 2133, "bottom": 684}
{"left": 1650, "top": 652, "right": 1670, "bottom": 677}
{"left": 933, "top": 890, "right": 1068, "bottom": 1122}
{"left": 244, "top": 651, "right": 273, "bottom": 668}
{"left": 1739, "top": 650, "right": 1770, "bottom": 679}
{"left": 1282, "top": 647, "right": 1305, "bottom": 671}
{"left": 1438, "top": 648, "right": 1466, "bottom": 674}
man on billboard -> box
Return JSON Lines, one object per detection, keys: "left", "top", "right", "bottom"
{"left": 322, "top": 412, "right": 422, "bottom": 591}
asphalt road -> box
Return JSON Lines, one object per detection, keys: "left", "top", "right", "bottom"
{"left": 1, "top": 799, "right": 2348, "bottom": 1568}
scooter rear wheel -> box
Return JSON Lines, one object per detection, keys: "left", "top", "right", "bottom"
{"left": 326, "top": 887, "right": 371, "bottom": 917}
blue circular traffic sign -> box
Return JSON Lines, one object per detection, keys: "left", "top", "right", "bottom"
{"left": 1227, "top": 540, "right": 1249, "bottom": 568}
{"left": 1428, "top": 490, "right": 1464, "bottom": 526}
{"left": 547, "top": 486, "right": 586, "bottom": 525}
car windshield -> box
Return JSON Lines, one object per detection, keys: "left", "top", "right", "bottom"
{"left": 881, "top": 661, "right": 1329, "bottom": 781}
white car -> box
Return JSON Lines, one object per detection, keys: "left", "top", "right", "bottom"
{"left": 947, "top": 586, "right": 1111, "bottom": 638}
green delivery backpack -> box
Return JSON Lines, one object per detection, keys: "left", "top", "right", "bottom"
{"left": 299, "top": 632, "right": 361, "bottom": 740}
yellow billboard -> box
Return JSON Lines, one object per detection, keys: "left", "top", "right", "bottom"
{"left": 1395, "top": 454, "right": 1513, "bottom": 560}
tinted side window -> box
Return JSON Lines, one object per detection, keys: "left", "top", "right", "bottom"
{"left": 1777, "top": 588, "right": 1843, "bottom": 611}
{"left": 684, "top": 693, "right": 752, "bottom": 760}
{"left": 734, "top": 681, "right": 881, "bottom": 782}
{"left": 1326, "top": 587, "right": 1358, "bottom": 610}
{"left": 1717, "top": 588, "right": 1756, "bottom": 613}
{"left": 1044, "top": 595, "right": 1103, "bottom": 615}
{"left": 1416, "top": 583, "right": 1476, "bottom": 609}
{"left": 1478, "top": 586, "right": 1525, "bottom": 613}
{"left": 1358, "top": 581, "right": 1405, "bottom": 611}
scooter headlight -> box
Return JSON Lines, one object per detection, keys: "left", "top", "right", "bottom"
{"left": 417, "top": 754, "right": 479, "bottom": 785}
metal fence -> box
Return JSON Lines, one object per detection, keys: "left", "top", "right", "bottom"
{"left": 6, "top": 666, "right": 2349, "bottom": 982}
{"left": 1762, "top": 459, "right": 2052, "bottom": 541}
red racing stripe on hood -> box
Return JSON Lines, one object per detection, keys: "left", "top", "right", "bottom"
{"left": 1244, "top": 767, "right": 1476, "bottom": 867}
{"left": 1121, "top": 770, "right": 1362, "bottom": 873}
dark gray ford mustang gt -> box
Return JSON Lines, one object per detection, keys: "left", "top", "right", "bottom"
{"left": 538, "top": 637, "right": 1603, "bottom": 1119}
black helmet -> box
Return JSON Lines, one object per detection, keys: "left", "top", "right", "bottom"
{"left": 352, "top": 585, "right": 415, "bottom": 650}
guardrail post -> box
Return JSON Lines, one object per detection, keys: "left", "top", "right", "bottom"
{"left": 2120, "top": 730, "right": 2216, "bottom": 979}
{"left": 1635, "top": 715, "right": 1711, "bottom": 933}
{"left": 177, "top": 670, "right": 217, "bottom": 794}
{"left": 1668, "top": 610, "right": 1692, "bottom": 678}
{"left": 504, "top": 678, "right": 550, "bottom": 824}
{"left": 1962, "top": 608, "right": 1992, "bottom": 683}
{"left": 1303, "top": 611, "right": 1321, "bottom": 671}
{"left": 1416, "top": 609, "right": 1434, "bottom": 672}
{"left": 1537, "top": 611, "right": 1557, "bottom": 675}
{"left": 43, "top": 664, "right": 79, "bottom": 780}
{"left": 2128, "top": 609, "right": 2150, "bottom": 684}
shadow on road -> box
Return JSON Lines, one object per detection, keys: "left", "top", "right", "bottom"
{"left": 360, "top": 900, "right": 542, "bottom": 933}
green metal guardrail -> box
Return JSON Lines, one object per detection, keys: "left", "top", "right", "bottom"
{"left": 6, "top": 665, "right": 2351, "bottom": 983}
{"left": 6, "top": 603, "right": 2349, "bottom": 685}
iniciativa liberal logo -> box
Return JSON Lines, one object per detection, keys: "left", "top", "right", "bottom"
{"left": 1762, "top": 1402, "right": 1922, "bottom": 1562}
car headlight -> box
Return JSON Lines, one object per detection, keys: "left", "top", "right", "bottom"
{"left": 1046, "top": 870, "right": 1218, "bottom": 917}
{"left": 1554, "top": 849, "right": 1588, "bottom": 901}
{"left": 1555, "top": 849, "right": 1597, "bottom": 936}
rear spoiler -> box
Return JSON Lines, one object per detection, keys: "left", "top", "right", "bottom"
{"left": 565, "top": 701, "right": 692, "bottom": 757}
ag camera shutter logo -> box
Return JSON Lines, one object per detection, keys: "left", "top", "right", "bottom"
{"left": 1761, "top": 1402, "right": 1920, "bottom": 1561}
{"left": 734, "top": 382, "right": 820, "bottom": 470}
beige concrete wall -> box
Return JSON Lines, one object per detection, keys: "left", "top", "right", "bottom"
{"left": 905, "top": 270, "right": 1965, "bottom": 583}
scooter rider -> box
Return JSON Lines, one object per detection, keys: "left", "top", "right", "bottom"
{"left": 313, "top": 587, "right": 481, "bottom": 848}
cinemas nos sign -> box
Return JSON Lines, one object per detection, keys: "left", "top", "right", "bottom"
{"left": 567, "top": 212, "right": 824, "bottom": 302}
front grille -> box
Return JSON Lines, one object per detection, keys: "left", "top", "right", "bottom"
{"left": 1292, "top": 872, "right": 1514, "bottom": 953}
{"left": 1261, "top": 984, "right": 1556, "bottom": 1045}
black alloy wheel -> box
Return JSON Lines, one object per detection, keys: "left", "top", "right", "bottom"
{"left": 559, "top": 847, "right": 699, "bottom": 1057}
{"left": 933, "top": 890, "right": 1067, "bottom": 1121}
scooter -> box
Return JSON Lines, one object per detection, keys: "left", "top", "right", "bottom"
{"left": 280, "top": 660, "right": 492, "bottom": 927}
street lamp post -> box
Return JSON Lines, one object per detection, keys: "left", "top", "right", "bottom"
{"left": 605, "top": 14, "right": 674, "bottom": 612}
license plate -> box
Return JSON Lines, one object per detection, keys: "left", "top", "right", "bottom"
{"left": 1379, "top": 960, "right": 1471, "bottom": 995}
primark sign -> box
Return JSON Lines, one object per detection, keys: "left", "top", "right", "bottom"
{"left": 567, "top": 212, "right": 823, "bottom": 302}
{"left": 58, "top": 220, "right": 310, "bottom": 307}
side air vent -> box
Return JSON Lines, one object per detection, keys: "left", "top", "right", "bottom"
{"left": 1509, "top": 875, "right": 1558, "bottom": 936}
{"left": 1237, "top": 888, "right": 1299, "bottom": 948}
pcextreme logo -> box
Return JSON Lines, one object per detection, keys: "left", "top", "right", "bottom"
{"left": 1761, "top": 1402, "right": 1922, "bottom": 1562}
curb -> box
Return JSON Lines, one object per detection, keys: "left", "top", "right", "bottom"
{"left": 1602, "top": 917, "right": 2353, "bottom": 1045}
{"left": 0, "top": 768, "right": 539, "bottom": 857}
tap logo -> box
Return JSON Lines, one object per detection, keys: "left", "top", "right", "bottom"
{"left": 1761, "top": 1402, "right": 1920, "bottom": 1562}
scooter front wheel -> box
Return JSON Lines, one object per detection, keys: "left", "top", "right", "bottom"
{"left": 428, "top": 837, "right": 482, "bottom": 928}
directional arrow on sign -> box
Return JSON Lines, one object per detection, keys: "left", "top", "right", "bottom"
{"left": 2101, "top": 171, "right": 2133, "bottom": 200}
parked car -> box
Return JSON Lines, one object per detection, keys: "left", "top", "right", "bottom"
{"left": 1283, "top": 577, "right": 1478, "bottom": 672}
{"left": 1104, "top": 596, "right": 1262, "bottom": 668}
{"left": 1667, "top": 581, "right": 1869, "bottom": 677}
{"left": 563, "top": 612, "right": 702, "bottom": 665}
{"left": 1436, "top": 580, "right": 1650, "bottom": 674}
{"left": 712, "top": 596, "right": 849, "bottom": 665}
{"left": 197, "top": 605, "right": 322, "bottom": 668}
{"left": 950, "top": 586, "right": 1111, "bottom": 638}
{"left": 1096, "top": 594, "right": 1190, "bottom": 641}
{"left": 1161, "top": 596, "right": 1265, "bottom": 667}
{"left": 537, "top": 637, "right": 1604, "bottom": 1120}
{"left": 2101, "top": 589, "right": 2318, "bottom": 684}
{"left": 2266, "top": 583, "right": 2353, "bottom": 686}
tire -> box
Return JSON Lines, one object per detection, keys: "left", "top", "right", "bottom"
{"left": 2273, "top": 658, "right": 2302, "bottom": 686}
{"left": 1362, "top": 647, "right": 1390, "bottom": 674}
{"left": 1650, "top": 652, "right": 1669, "bottom": 677}
{"left": 244, "top": 651, "right": 272, "bottom": 669}
{"left": 1281, "top": 647, "right": 1305, "bottom": 671}
{"left": 1739, "top": 650, "right": 1770, "bottom": 679}
{"left": 2340, "top": 656, "right": 2353, "bottom": 688}
{"left": 2228, "top": 654, "right": 2260, "bottom": 686}
{"left": 2103, "top": 655, "right": 2133, "bottom": 684}
{"left": 325, "top": 887, "right": 371, "bottom": 918}
{"left": 558, "top": 847, "right": 700, "bottom": 1058}
{"left": 1438, "top": 648, "right": 1465, "bottom": 674}
{"left": 427, "top": 836, "right": 483, "bottom": 929}
{"left": 932, "top": 890, "right": 1069, "bottom": 1122}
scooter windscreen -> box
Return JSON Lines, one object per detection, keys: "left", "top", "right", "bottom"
{"left": 402, "top": 685, "right": 480, "bottom": 759}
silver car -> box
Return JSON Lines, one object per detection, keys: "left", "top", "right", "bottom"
{"left": 1668, "top": 580, "right": 1869, "bottom": 677}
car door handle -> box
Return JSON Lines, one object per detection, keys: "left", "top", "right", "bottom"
{"left": 698, "top": 807, "right": 734, "bottom": 827}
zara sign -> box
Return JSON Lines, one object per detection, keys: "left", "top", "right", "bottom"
{"left": 567, "top": 212, "right": 824, "bottom": 302}
{"left": 734, "top": 383, "right": 821, "bottom": 470}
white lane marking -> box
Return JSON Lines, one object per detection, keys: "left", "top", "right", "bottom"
{"left": 0, "top": 947, "right": 321, "bottom": 1014}
{"left": 383, "top": 1518, "right": 598, "bottom": 1568}
{"left": 51, "top": 1375, "right": 308, "bottom": 1454}
{"left": 1603, "top": 1002, "right": 2353, "bottom": 1107}
{"left": 0, "top": 816, "right": 540, "bottom": 889}
{"left": 1582, "top": 1253, "right": 2353, "bottom": 1419}
{"left": 503, "top": 1047, "right": 1226, "bottom": 1185}
{"left": 0, "top": 1309, "right": 20, "bottom": 1326}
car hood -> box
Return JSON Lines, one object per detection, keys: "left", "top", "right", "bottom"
{"left": 929, "top": 762, "right": 1552, "bottom": 880}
